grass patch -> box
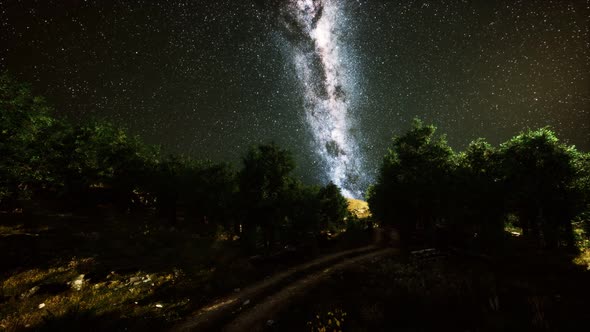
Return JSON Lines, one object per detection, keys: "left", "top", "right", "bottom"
{"left": 573, "top": 249, "right": 590, "bottom": 270}
{"left": 0, "top": 211, "right": 371, "bottom": 331}
{"left": 572, "top": 221, "right": 590, "bottom": 270}
{"left": 1, "top": 261, "right": 181, "bottom": 330}
{"left": 0, "top": 213, "right": 245, "bottom": 331}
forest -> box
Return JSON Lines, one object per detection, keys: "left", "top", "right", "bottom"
{"left": 1, "top": 74, "right": 589, "bottom": 331}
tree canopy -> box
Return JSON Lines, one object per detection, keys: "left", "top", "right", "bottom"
{"left": 2, "top": 74, "right": 588, "bottom": 253}
{"left": 0, "top": 75, "right": 352, "bottom": 251}
{"left": 368, "top": 119, "right": 589, "bottom": 251}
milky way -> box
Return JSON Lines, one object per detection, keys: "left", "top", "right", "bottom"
{"left": 2, "top": 1, "right": 588, "bottom": 197}
{"left": 280, "top": 0, "right": 365, "bottom": 198}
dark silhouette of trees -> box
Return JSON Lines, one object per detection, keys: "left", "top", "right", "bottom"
{"left": 51, "top": 121, "right": 155, "bottom": 211}
{"left": 141, "top": 156, "right": 234, "bottom": 228}
{"left": 0, "top": 74, "right": 353, "bottom": 253}
{"left": 178, "top": 159, "right": 236, "bottom": 232}
{"left": 282, "top": 181, "right": 349, "bottom": 244}
{"left": 0, "top": 75, "right": 158, "bottom": 213}
{"left": 451, "top": 138, "right": 505, "bottom": 249}
{"left": 237, "top": 143, "right": 296, "bottom": 250}
{"left": 369, "top": 120, "right": 589, "bottom": 252}
{"left": 498, "top": 128, "right": 584, "bottom": 249}
{"left": 235, "top": 145, "right": 351, "bottom": 250}
{"left": 5, "top": 74, "right": 587, "bottom": 254}
{"left": 0, "top": 73, "right": 57, "bottom": 206}
{"left": 283, "top": 182, "right": 321, "bottom": 239}
{"left": 367, "top": 119, "right": 454, "bottom": 248}
{"left": 317, "top": 182, "right": 349, "bottom": 233}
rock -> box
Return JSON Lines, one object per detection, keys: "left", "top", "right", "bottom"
{"left": 155, "top": 303, "right": 163, "bottom": 308}
{"left": 266, "top": 320, "right": 274, "bottom": 326}
{"left": 129, "top": 277, "right": 141, "bottom": 283}
{"left": 72, "top": 274, "right": 85, "bottom": 291}
{"left": 73, "top": 280, "right": 83, "bottom": 290}
{"left": 38, "top": 303, "right": 45, "bottom": 309}
{"left": 243, "top": 299, "right": 250, "bottom": 306}
{"left": 21, "top": 286, "right": 40, "bottom": 299}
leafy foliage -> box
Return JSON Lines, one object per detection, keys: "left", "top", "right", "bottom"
{"left": 0, "top": 75, "right": 351, "bottom": 251}
{"left": 4, "top": 74, "right": 587, "bottom": 254}
{"left": 0, "top": 73, "right": 57, "bottom": 202}
{"left": 369, "top": 119, "right": 589, "bottom": 251}
{"left": 235, "top": 144, "right": 349, "bottom": 249}
{"left": 451, "top": 138, "right": 505, "bottom": 247}
{"left": 316, "top": 182, "right": 349, "bottom": 232}
{"left": 237, "top": 143, "right": 296, "bottom": 248}
{"left": 368, "top": 119, "right": 454, "bottom": 246}
{"left": 498, "top": 128, "right": 583, "bottom": 248}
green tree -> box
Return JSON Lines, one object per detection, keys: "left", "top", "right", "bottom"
{"left": 237, "top": 143, "right": 295, "bottom": 250}
{"left": 281, "top": 181, "right": 321, "bottom": 241}
{"left": 0, "top": 73, "right": 59, "bottom": 206}
{"left": 499, "top": 128, "right": 581, "bottom": 249}
{"left": 452, "top": 138, "right": 506, "bottom": 248}
{"left": 573, "top": 152, "right": 590, "bottom": 237}
{"left": 367, "top": 119, "right": 454, "bottom": 247}
{"left": 178, "top": 160, "right": 236, "bottom": 232}
{"left": 44, "top": 120, "right": 155, "bottom": 211}
{"left": 317, "top": 182, "right": 349, "bottom": 232}
{"left": 148, "top": 154, "right": 185, "bottom": 225}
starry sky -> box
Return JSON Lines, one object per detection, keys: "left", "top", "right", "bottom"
{"left": 1, "top": 0, "right": 589, "bottom": 191}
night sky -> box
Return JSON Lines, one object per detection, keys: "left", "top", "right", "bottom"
{"left": 1, "top": 0, "right": 589, "bottom": 194}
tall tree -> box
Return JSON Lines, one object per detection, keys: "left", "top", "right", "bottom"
{"left": 499, "top": 128, "right": 581, "bottom": 249}
{"left": 0, "top": 73, "right": 58, "bottom": 206}
{"left": 238, "top": 143, "right": 295, "bottom": 250}
{"left": 368, "top": 119, "right": 454, "bottom": 247}
{"left": 317, "top": 182, "right": 349, "bottom": 233}
{"left": 179, "top": 160, "right": 236, "bottom": 232}
{"left": 452, "top": 138, "right": 506, "bottom": 248}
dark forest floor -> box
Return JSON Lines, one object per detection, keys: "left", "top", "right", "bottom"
{"left": 0, "top": 210, "right": 371, "bottom": 331}
{"left": 268, "top": 247, "right": 590, "bottom": 332}
{"left": 1, "top": 209, "right": 589, "bottom": 331}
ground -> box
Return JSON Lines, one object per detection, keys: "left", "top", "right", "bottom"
{"left": 268, "top": 249, "right": 590, "bottom": 331}
{"left": 0, "top": 209, "right": 371, "bottom": 331}
{"left": 2, "top": 208, "right": 589, "bottom": 331}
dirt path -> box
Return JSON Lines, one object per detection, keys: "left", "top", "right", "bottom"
{"left": 172, "top": 245, "right": 396, "bottom": 331}
{"left": 223, "top": 247, "right": 397, "bottom": 332}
